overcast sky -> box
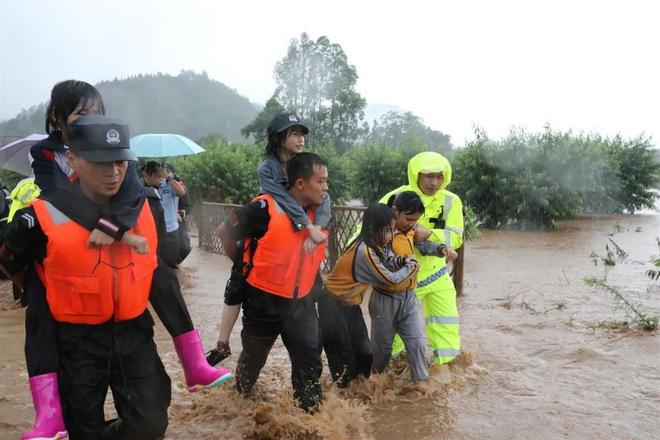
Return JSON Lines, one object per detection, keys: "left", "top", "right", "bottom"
{"left": 1, "top": 0, "right": 658, "bottom": 145}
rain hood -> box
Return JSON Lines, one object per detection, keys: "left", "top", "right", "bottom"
{"left": 406, "top": 152, "right": 452, "bottom": 202}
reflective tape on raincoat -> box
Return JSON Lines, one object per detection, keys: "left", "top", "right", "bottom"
{"left": 382, "top": 152, "right": 463, "bottom": 365}
{"left": 7, "top": 177, "right": 40, "bottom": 222}
{"left": 416, "top": 265, "right": 449, "bottom": 288}
{"left": 379, "top": 152, "right": 464, "bottom": 281}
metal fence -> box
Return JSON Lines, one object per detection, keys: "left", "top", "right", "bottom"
{"left": 195, "top": 202, "right": 464, "bottom": 294}
{"left": 195, "top": 202, "right": 366, "bottom": 272}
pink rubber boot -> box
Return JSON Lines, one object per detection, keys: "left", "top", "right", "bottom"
{"left": 21, "top": 373, "right": 68, "bottom": 440}
{"left": 174, "top": 329, "right": 233, "bottom": 392}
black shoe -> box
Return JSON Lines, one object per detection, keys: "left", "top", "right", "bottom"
{"left": 206, "top": 341, "right": 231, "bottom": 366}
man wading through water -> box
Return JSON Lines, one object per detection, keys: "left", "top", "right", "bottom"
{"left": 0, "top": 116, "right": 171, "bottom": 439}
{"left": 219, "top": 152, "right": 329, "bottom": 412}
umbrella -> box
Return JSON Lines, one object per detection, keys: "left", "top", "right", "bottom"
{"left": 130, "top": 134, "right": 205, "bottom": 158}
{"left": 0, "top": 134, "right": 47, "bottom": 176}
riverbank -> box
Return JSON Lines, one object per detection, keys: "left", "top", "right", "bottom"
{"left": 1, "top": 213, "right": 658, "bottom": 439}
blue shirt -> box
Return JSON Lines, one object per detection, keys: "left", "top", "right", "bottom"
{"left": 158, "top": 180, "right": 179, "bottom": 233}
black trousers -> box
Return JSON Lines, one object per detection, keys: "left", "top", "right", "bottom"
{"left": 57, "top": 312, "right": 171, "bottom": 440}
{"left": 317, "top": 290, "right": 372, "bottom": 387}
{"left": 24, "top": 259, "right": 193, "bottom": 377}
{"left": 24, "top": 266, "right": 59, "bottom": 376}
{"left": 149, "top": 263, "right": 194, "bottom": 337}
{"left": 176, "top": 221, "right": 192, "bottom": 264}
{"left": 159, "top": 230, "right": 180, "bottom": 268}
{"left": 236, "top": 285, "right": 323, "bottom": 412}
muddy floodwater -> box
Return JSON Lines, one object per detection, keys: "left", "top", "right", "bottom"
{"left": 1, "top": 212, "right": 658, "bottom": 439}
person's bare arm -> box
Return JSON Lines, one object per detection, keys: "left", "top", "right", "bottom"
{"left": 162, "top": 168, "right": 185, "bottom": 197}
{"left": 168, "top": 177, "right": 186, "bottom": 197}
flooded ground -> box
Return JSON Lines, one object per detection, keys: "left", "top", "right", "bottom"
{"left": 0, "top": 212, "right": 658, "bottom": 439}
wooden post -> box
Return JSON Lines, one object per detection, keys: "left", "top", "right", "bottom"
{"left": 197, "top": 202, "right": 204, "bottom": 250}
{"left": 452, "top": 244, "right": 465, "bottom": 296}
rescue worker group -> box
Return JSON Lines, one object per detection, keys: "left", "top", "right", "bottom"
{"left": 0, "top": 80, "right": 464, "bottom": 440}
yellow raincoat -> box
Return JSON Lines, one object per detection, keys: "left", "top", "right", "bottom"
{"left": 7, "top": 177, "right": 40, "bottom": 222}
{"left": 380, "top": 152, "right": 463, "bottom": 364}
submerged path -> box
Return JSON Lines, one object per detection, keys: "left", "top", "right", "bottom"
{"left": 1, "top": 214, "right": 658, "bottom": 439}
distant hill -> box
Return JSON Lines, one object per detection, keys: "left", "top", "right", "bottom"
{"left": 0, "top": 71, "right": 258, "bottom": 142}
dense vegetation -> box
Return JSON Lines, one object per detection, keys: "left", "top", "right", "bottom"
{"left": 451, "top": 127, "right": 660, "bottom": 228}
{"left": 172, "top": 122, "right": 659, "bottom": 231}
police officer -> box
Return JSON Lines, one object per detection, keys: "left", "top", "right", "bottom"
{"left": 380, "top": 152, "right": 464, "bottom": 369}
{"left": 1, "top": 116, "right": 171, "bottom": 439}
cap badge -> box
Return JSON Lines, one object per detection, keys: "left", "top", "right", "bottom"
{"left": 288, "top": 115, "right": 298, "bottom": 123}
{"left": 106, "top": 129, "right": 121, "bottom": 145}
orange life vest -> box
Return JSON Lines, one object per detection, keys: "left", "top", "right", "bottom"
{"left": 244, "top": 194, "right": 326, "bottom": 299}
{"left": 31, "top": 199, "right": 158, "bottom": 325}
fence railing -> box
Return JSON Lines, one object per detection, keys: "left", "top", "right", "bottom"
{"left": 195, "top": 202, "right": 464, "bottom": 294}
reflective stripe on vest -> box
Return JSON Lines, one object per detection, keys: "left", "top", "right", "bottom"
{"left": 442, "top": 195, "right": 453, "bottom": 245}
{"left": 245, "top": 194, "right": 326, "bottom": 299}
{"left": 7, "top": 178, "right": 40, "bottom": 222}
{"left": 433, "top": 348, "right": 461, "bottom": 359}
{"left": 425, "top": 315, "right": 460, "bottom": 325}
{"left": 32, "top": 199, "right": 158, "bottom": 324}
{"left": 417, "top": 265, "right": 449, "bottom": 287}
{"left": 446, "top": 226, "right": 463, "bottom": 235}
{"left": 442, "top": 194, "right": 452, "bottom": 221}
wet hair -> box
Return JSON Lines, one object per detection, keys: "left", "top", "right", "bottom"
{"left": 286, "top": 152, "right": 327, "bottom": 184}
{"left": 390, "top": 190, "right": 425, "bottom": 215}
{"left": 265, "top": 125, "right": 304, "bottom": 161}
{"left": 354, "top": 203, "right": 394, "bottom": 260}
{"left": 45, "top": 80, "right": 106, "bottom": 134}
{"left": 141, "top": 161, "right": 162, "bottom": 176}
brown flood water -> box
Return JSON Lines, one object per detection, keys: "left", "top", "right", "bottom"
{"left": 0, "top": 213, "right": 658, "bottom": 440}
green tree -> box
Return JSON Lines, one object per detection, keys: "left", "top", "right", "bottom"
{"left": 369, "top": 111, "right": 453, "bottom": 155}
{"left": 240, "top": 95, "right": 286, "bottom": 144}
{"left": 269, "top": 33, "right": 366, "bottom": 152}
{"left": 0, "top": 104, "right": 46, "bottom": 138}
{"left": 347, "top": 142, "right": 431, "bottom": 204}
{"left": 605, "top": 135, "right": 660, "bottom": 213}
{"left": 312, "top": 144, "right": 352, "bottom": 203}
{"left": 451, "top": 129, "right": 510, "bottom": 228}
{"left": 450, "top": 126, "right": 656, "bottom": 229}
{"left": 171, "top": 138, "right": 261, "bottom": 204}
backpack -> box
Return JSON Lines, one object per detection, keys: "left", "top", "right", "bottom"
{"left": 224, "top": 238, "right": 258, "bottom": 302}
